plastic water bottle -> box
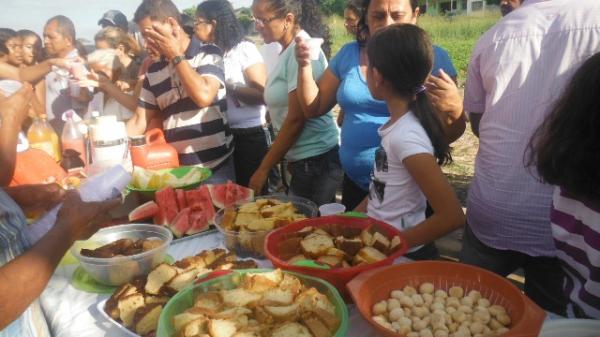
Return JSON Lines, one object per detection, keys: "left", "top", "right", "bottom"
{"left": 26, "top": 165, "right": 131, "bottom": 244}
{"left": 61, "top": 110, "right": 86, "bottom": 167}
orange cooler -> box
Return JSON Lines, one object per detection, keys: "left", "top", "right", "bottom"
{"left": 130, "top": 129, "right": 179, "bottom": 170}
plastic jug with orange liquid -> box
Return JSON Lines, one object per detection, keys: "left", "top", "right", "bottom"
{"left": 130, "top": 128, "right": 179, "bottom": 170}
{"left": 27, "top": 114, "right": 61, "bottom": 162}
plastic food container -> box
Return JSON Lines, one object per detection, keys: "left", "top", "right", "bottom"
{"left": 540, "top": 319, "right": 600, "bottom": 337}
{"left": 156, "top": 268, "right": 349, "bottom": 337}
{"left": 70, "top": 224, "right": 173, "bottom": 286}
{"left": 347, "top": 261, "right": 546, "bottom": 337}
{"left": 214, "top": 195, "right": 318, "bottom": 258}
{"left": 264, "top": 215, "right": 409, "bottom": 300}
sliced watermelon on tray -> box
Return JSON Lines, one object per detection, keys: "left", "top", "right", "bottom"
{"left": 208, "top": 180, "right": 254, "bottom": 209}
{"left": 187, "top": 209, "right": 210, "bottom": 235}
{"left": 128, "top": 201, "right": 159, "bottom": 222}
{"left": 170, "top": 208, "right": 191, "bottom": 238}
{"left": 175, "top": 189, "right": 187, "bottom": 211}
{"left": 155, "top": 187, "right": 179, "bottom": 225}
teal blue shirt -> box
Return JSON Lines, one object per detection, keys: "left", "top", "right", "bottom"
{"left": 264, "top": 32, "right": 339, "bottom": 162}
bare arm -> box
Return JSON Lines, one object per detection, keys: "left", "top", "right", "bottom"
{"left": 400, "top": 154, "right": 465, "bottom": 248}
{"left": 295, "top": 38, "right": 340, "bottom": 118}
{"left": 248, "top": 91, "right": 306, "bottom": 193}
{"left": 0, "top": 192, "right": 120, "bottom": 329}
{"left": 0, "top": 59, "right": 68, "bottom": 84}
{"left": 127, "top": 105, "right": 157, "bottom": 136}
{"left": 0, "top": 85, "right": 33, "bottom": 186}
{"left": 228, "top": 62, "right": 267, "bottom": 106}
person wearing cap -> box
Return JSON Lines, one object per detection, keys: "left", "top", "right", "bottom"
{"left": 98, "top": 10, "right": 129, "bottom": 33}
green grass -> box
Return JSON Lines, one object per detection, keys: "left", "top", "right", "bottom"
{"left": 328, "top": 11, "right": 501, "bottom": 84}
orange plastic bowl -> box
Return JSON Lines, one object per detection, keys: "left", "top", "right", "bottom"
{"left": 264, "top": 215, "right": 409, "bottom": 300}
{"left": 347, "top": 261, "right": 546, "bottom": 337}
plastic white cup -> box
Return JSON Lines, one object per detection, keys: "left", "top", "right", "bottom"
{"left": 305, "top": 38, "right": 324, "bottom": 60}
{"left": 319, "top": 203, "right": 347, "bottom": 216}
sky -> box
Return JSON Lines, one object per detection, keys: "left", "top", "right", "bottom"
{"left": 0, "top": 0, "right": 253, "bottom": 42}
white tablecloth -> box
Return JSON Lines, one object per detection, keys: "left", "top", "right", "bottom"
{"left": 40, "top": 230, "right": 381, "bottom": 337}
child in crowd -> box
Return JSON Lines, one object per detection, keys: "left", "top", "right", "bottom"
{"left": 356, "top": 24, "right": 464, "bottom": 260}
{"left": 528, "top": 52, "right": 600, "bottom": 319}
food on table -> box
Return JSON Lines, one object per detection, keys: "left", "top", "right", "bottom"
{"left": 127, "top": 182, "right": 254, "bottom": 239}
{"left": 276, "top": 224, "right": 402, "bottom": 268}
{"left": 171, "top": 269, "right": 341, "bottom": 337}
{"left": 104, "top": 248, "right": 257, "bottom": 337}
{"left": 371, "top": 282, "right": 511, "bottom": 337}
{"left": 219, "top": 199, "right": 308, "bottom": 256}
{"left": 131, "top": 166, "right": 208, "bottom": 190}
{"left": 80, "top": 238, "right": 164, "bottom": 258}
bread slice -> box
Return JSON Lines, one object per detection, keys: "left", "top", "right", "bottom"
{"left": 178, "top": 318, "right": 209, "bottom": 337}
{"left": 222, "top": 208, "right": 240, "bottom": 230}
{"left": 208, "top": 319, "right": 238, "bottom": 337}
{"left": 302, "top": 314, "right": 333, "bottom": 337}
{"left": 316, "top": 255, "right": 344, "bottom": 268}
{"left": 360, "top": 230, "right": 374, "bottom": 246}
{"left": 278, "top": 274, "right": 303, "bottom": 295}
{"left": 145, "top": 295, "right": 170, "bottom": 305}
{"left": 270, "top": 322, "right": 313, "bottom": 337}
{"left": 235, "top": 212, "right": 261, "bottom": 229}
{"left": 312, "top": 308, "right": 341, "bottom": 332}
{"left": 296, "top": 288, "right": 336, "bottom": 315}
{"left": 232, "top": 331, "right": 259, "bottom": 337}
{"left": 261, "top": 288, "right": 295, "bottom": 306}
{"left": 352, "top": 253, "right": 368, "bottom": 266}
{"left": 253, "top": 306, "right": 274, "bottom": 325}
{"left": 241, "top": 270, "right": 283, "bottom": 293}
{"left": 105, "top": 283, "right": 138, "bottom": 320}
{"left": 118, "top": 293, "right": 145, "bottom": 328}
{"left": 264, "top": 303, "right": 299, "bottom": 321}
{"left": 166, "top": 268, "right": 199, "bottom": 292}
{"left": 357, "top": 246, "right": 387, "bottom": 264}
{"left": 214, "top": 307, "right": 253, "bottom": 319}
{"left": 145, "top": 263, "right": 178, "bottom": 295}
{"left": 172, "top": 308, "right": 207, "bottom": 332}
{"left": 390, "top": 235, "right": 402, "bottom": 251}
{"left": 246, "top": 218, "right": 277, "bottom": 231}
{"left": 174, "top": 255, "right": 207, "bottom": 270}
{"left": 300, "top": 233, "right": 335, "bottom": 257}
{"left": 371, "top": 232, "right": 391, "bottom": 253}
{"left": 220, "top": 288, "right": 262, "bottom": 307}
{"left": 193, "top": 292, "right": 223, "bottom": 314}
{"left": 133, "top": 304, "right": 162, "bottom": 335}
{"left": 334, "top": 236, "right": 363, "bottom": 257}
{"left": 259, "top": 203, "right": 291, "bottom": 218}
{"left": 238, "top": 202, "right": 260, "bottom": 214}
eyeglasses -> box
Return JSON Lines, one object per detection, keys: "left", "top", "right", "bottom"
{"left": 252, "top": 15, "right": 280, "bottom": 27}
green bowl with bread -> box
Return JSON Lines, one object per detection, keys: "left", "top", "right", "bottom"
{"left": 156, "top": 268, "right": 349, "bottom": 337}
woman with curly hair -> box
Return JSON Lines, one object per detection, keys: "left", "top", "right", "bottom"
{"left": 295, "top": 0, "right": 464, "bottom": 215}
{"left": 249, "top": 0, "right": 341, "bottom": 206}
{"left": 194, "top": 0, "right": 271, "bottom": 190}
{"left": 528, "top": 52, "right": 600, "bottom": 319}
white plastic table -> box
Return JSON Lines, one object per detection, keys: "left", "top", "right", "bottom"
{"left": 40, "top": 229, "right": 383, "bottom": 337}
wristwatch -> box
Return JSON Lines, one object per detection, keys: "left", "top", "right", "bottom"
{"left": 171, "top": 55, "right": 185, "bottom": 66}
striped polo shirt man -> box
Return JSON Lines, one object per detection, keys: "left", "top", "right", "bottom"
{"left": 139, "top": 40, "right": 233, "bottom": 169}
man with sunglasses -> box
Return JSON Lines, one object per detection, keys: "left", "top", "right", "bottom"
{"left": 127, "top": 0, "right": 234, "bottom": 183}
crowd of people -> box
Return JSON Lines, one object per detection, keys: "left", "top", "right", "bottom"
{"left": 0, "top": 0, "right": 599, "bottom": 334}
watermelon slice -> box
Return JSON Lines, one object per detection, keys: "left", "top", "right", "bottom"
{"left": 187, "top": 209, "right": 209, "bottom": 235}
{"left": 155, "top": 187, "right": 179, "bottom": 225}
{"left": 176, "top": 189, "right": 187, "bottom": 210}
{"left": 208, "top": 181, "right": 254, "bottom": 209}
{"left": 185, "top": 185, "right": 216, "bottom": 222}
{"left": 170, "top": 208, "right": 191, "bottom": 238}
{"left": 128, "top": 201, "right": 159, "bottom": 222}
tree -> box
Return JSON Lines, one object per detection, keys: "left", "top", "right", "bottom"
{"left": 183, "top": 7, "right": 196, "bottom": 17}
{"left": 320, "top": 0, "right": 347, "bottom": 16}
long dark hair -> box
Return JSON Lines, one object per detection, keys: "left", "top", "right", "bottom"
{"left": 367, "top": 24, "right": 451, "bottom": 165}
{"left": 196, "top": 0, "right": 245, "bottom": 53}
{"left": 527, "top": 52, "right": 600, "bottom": 200}
{"left": 0, "top": 28, "right": 17, "bottom": 57}
{"left": 260, "top": 0, "right": 331, "bottom": 58}
{"left": 357, "top": 0, "right": 419, "bottom": 46}
{"left": 18, "top": 30, "right": 43, "bottom": 64}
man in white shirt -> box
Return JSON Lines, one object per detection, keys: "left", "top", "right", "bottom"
{"left": 462, "top": 0, "right": 600, "bottom": 315}
{"left": 43, "top": 15, "right": 91, "bottom": 133}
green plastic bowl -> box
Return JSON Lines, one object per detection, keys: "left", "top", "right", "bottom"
{"left": 127, "top": 166, "right": 212, "bottom": 199}
{"left": 156, "top": 268, "right": 349, "bottom": 337}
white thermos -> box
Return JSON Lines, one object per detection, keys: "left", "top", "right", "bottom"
{"left": 88, "top": 115, "right": 132, "bottom": 173}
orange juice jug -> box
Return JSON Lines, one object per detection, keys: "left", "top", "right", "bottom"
{"left": 27, "top": 114, "right": 61, "bottom": 162}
